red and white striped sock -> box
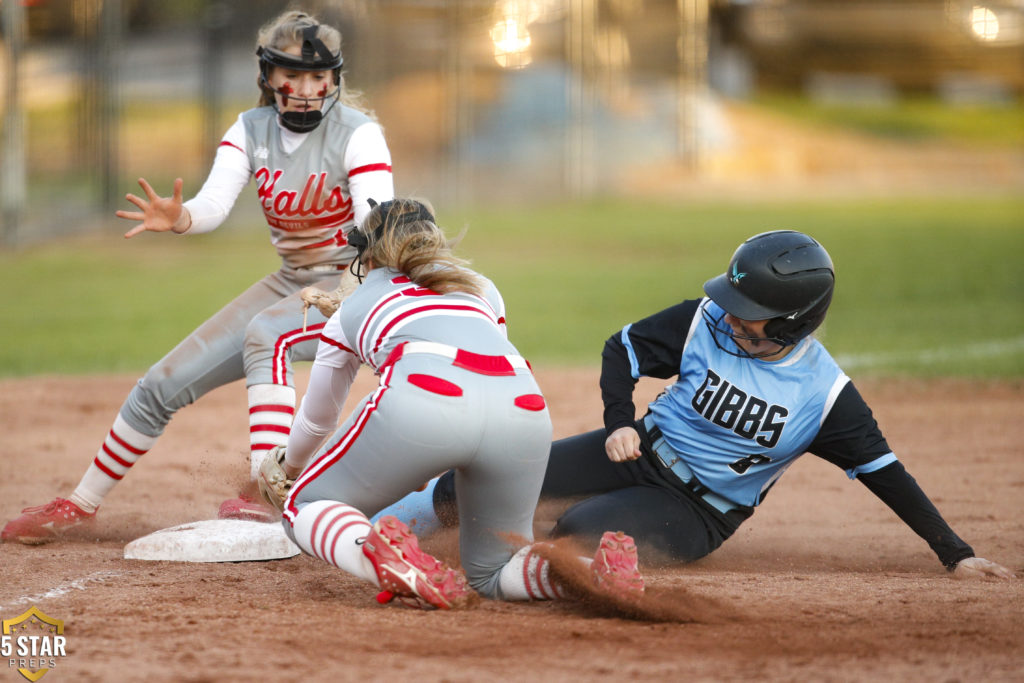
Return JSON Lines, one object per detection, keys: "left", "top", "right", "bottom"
{"left": 248, "top": 384, "right": 295, "bottom": 480}
{"left": 498, "top": 543, "right": 567, "bottom": 601}
{"left": 290, "top": 500, "right": 378, "bottom": 583}
{"left": 71, "top": 414, "right": 157, "bottom": 513}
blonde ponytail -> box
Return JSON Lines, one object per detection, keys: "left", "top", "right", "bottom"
{"left": 362, "top": 199, "right": 484, "bottom": 297}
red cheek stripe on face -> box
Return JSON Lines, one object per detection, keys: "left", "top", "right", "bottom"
{"left": 514, "top": 394, "right": 546, "bottom": 411}
{"left": 407, "top": 373, "right": 463, "bottom": 397}
{"left": 279, "top": 82, "right": 293, "bottom": 105}
{"left": 317, "top": 86, "right": 328, "bottom": 97}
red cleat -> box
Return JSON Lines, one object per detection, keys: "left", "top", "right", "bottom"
{"left": 2, "top": 498, "right": 96, "bottom": 545}
{"left": 591, "top": 531, "right": 645, "bottom": 600}
{"left": 218, "top": 494, "right": 277, "bottom": 523}
{"left": 363, "top": 515, "right": 476, "bottom": 610}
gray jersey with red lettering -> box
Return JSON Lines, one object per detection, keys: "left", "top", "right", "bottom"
{"left": 242, "top": 104, "right": 374, "bottom": 269}
{"left": 118, "top": 105, "right": 393, "bottom": 443}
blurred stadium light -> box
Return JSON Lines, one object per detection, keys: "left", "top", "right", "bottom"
{"left": 720, "top": 0, "right": 1024, "bottom": 94}
{"left": 1, "top": 0, "right": 1022, "bottom": 246}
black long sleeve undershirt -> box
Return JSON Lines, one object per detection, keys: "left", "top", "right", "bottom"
{"left": 857, "top": 462, "right": 974, "bottom": 570}
{"left": 600, "top": 300, "right": 699, "bottom": 435}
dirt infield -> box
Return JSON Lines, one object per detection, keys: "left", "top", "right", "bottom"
{"left": 1, "top": 370, "right": 1022, "bottom": 682}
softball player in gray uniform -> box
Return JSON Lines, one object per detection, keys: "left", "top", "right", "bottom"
{"left": 278, "top": 199, "right": 645, "bottom": 609}
{"left": 2, "top": 11, "right": 393, "bottom": 544}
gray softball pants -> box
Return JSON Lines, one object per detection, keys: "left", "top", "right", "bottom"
{"left": 284, "top": 349, "right": 552, "bottom": 599}
{"left": 118, "top": 266, "right": 340, "bottom": 437}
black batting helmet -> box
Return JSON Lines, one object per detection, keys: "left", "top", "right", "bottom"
{"left": 703, "top": 230, "right": 835, "bottom": 347}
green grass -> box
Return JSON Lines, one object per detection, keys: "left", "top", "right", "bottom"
{"left": 1, "top": 219, "right": 279, "bottom": 377}
{"left": 756, "top": 92, "right": 1024, "bottom": 146}
{"left": 455, "top": 197, "right": 1024, "bottom": 377}
{"left": 2, "top": 196, "right": 1022, "bottom": 378}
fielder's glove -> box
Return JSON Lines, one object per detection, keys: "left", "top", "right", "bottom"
{"left": 258, "top": 446, "right": 295, "bottom": 514}
{"left": 299, "top": 267, "right": 361, "bottom": 327}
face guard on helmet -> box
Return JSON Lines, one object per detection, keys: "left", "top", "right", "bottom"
{"left": 347, "top": 198, "right": 437, "bottom": 282}
{"left": 257, "top": 24, "right": 344, "bottom": 133}
{"left": 702, "top": 230, "right": 835, "bottom": 359}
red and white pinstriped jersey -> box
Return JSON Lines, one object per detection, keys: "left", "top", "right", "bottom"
{"left": 182, "top": 104, "right": 393, "bottom": 270}
{"left": 286, "top": 265, "right": 516, "bottom": 469}
{"left": 316, "top": 266, "right": 512, "bottom": 375}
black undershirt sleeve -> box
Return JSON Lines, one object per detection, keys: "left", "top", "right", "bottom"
{"left": 600, "top": 300, "right": 700, "bottom": 436}
{"left": 858, "top": 463, "right": 974, "bottom": 570}
{"left": 810, "top": 382, "right": 974, "bottom": 570}
{"left": 807, "top": 382, "right": 891, "bottom": 469}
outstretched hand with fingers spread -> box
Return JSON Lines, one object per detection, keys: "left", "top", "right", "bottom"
{"left": 117, "top": 177, "right": 191, "bottom": 238}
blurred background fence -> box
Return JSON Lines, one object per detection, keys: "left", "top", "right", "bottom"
{"left": 2, "top": 0, "right": 1022, "bottom": 246}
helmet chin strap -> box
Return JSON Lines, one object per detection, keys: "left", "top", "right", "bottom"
{"left": 346, "top": 199, "right": 376, "bottom": 283}
{"left": 280, "top": 109, "right": 324, "bottom": 133}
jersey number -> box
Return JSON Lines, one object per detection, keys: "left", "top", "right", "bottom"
{"left": 729, "top": 453, "right": 773, "bottom": 474}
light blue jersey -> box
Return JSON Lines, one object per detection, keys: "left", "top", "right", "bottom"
{"left": 376, "top": 294, "right": 975, "bottom": 570}
{"left": 646, "top": 299, "right": 850, "bottom": 507}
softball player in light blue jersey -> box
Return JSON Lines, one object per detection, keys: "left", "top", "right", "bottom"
{"left": 382, "top": 230, "right": 1014, "bottom": 580}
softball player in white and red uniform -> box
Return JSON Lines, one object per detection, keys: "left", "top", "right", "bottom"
{"left": 277, "top": 198, "right": 645, "bottom": 608}
{"left": 2, "top": 10, "right": 393, "bottom": 543}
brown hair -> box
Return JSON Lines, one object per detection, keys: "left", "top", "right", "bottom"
{"left": 361, "top": 199, "right": 484, "bottom": 297}
{"left": 254, "top": 10, "right": 372, "bottom": 116}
